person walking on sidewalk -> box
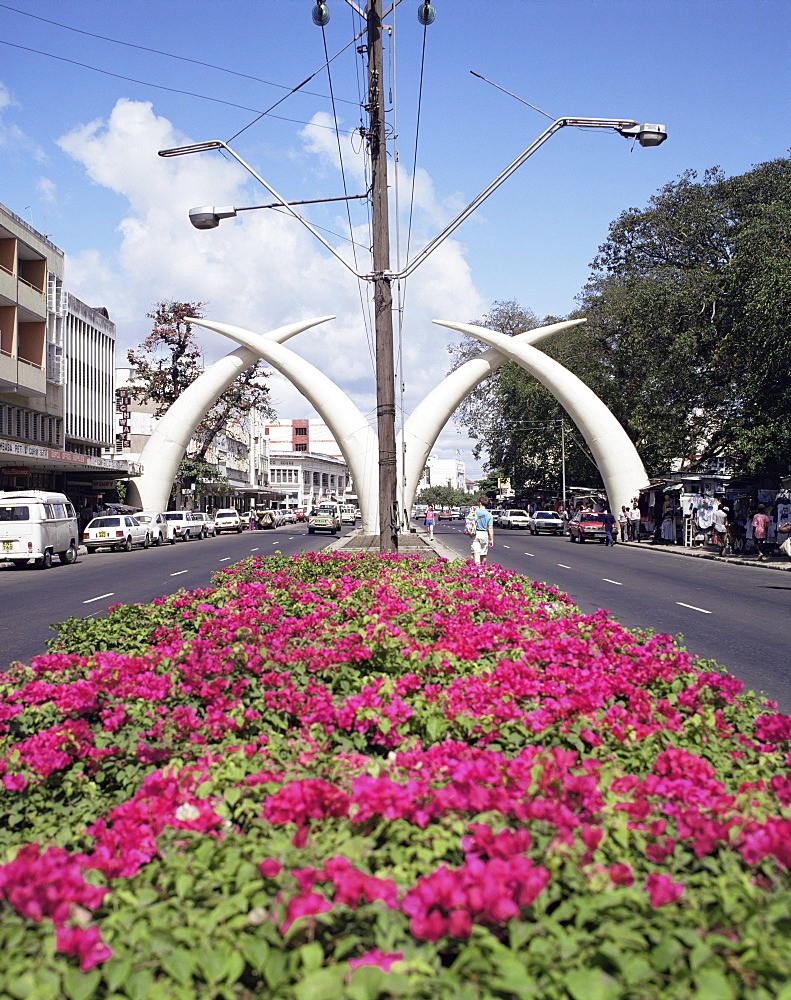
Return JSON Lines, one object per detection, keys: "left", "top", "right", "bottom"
{"left": 628, "top": 501, "right": 641, "bottom": 542}
{"left": 470, "top": 497, "right": 494, "bottom": 567}
{"left": 712, "top": 504, "right": 729, "bottom": 556}
{"left": 618, "top": 505, "right": 629, "bottom": 543}
{"left": 424, "top": 506, "right": 435, "bottom": 540}
{"left": 752, "top": 505, "right": 771, "bottom": 560}
{"left": 603, "top": 508, "right": 617, "bottom": 546}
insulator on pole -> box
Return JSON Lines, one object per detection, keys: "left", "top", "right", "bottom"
{"left": 312, "top": 2, "right": 330, "bottom": 27}
{"left": 417, "top": 3, "right": 435, "bottom": 25}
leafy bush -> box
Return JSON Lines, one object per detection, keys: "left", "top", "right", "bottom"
{"left": 0, "top": 551, "right": 789, "bottom": 999}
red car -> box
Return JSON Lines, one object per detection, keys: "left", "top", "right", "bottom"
{"left": 568, "top": 512, "right": 608, "bottom": 543}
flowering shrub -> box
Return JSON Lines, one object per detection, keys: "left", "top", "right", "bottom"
{"left": 0, "top": 551, "right": 789, "bottom": 998}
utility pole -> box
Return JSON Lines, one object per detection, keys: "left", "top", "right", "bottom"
{"left": 367, "top": 0, "right": 398, "bottom": 552}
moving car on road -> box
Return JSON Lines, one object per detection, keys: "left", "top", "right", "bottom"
{"left": 83, "top": 515, "right": 150, "bottom": 553}
{"left": 568, "top": 511, "right": 608, "bottom": 543}
{"left": 214, "top": 508, "right": 244, "bottom": 533}
{"left": 190, "top": 511, "right": 217, "bottom": 538}
{"left": 307, "top": 503, "right": 341, "bottom": 534}
{"left": 162, "top": 511, "right": 203, "bottom": 541}
{"left": 134, "top": 510, "right": 177, "bottom": 545}
{"left": 340, "top": 504, "right": 358, "bottom": 525}
{"left": 528, "top": 510, "right": 564, "bottom": 535}
{"left": 498, "top": 509, "right": 532, "bottom": 530}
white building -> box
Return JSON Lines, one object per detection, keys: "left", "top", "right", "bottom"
{"left": 417, "top": 453, "right": 468, "bottom": 493}
{"left": 268, "top": 451, "right": 349, "bottom": 510}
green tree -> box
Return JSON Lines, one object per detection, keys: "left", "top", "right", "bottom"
{"left": 126, "top": 300, "right": 276, "bottom": 465}
{"left": 416, "top": 485, "right": 471, "bottom": 508}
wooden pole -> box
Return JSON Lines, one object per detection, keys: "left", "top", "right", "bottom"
{"left": 367, "top": 0, "right": 398, "bottom": 552}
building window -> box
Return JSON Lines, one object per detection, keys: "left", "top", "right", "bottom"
{"left": 295, "top": 427, "right": 307, "bottom": 436}
{"left": 295, "top": 443, "right": 307, "bottom": 452}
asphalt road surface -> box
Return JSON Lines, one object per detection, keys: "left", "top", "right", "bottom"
{"left": 0, "top": 525, "right": 347, "bottom": 672}
{"left": 2, "top": 520, "right": 788, "bottom": 715}
{"left": 434, "top": 520, "right": 791, "bottom": 714}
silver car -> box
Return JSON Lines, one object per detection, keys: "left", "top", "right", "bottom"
{"left": 528, "top": 510, "right": 564, "bottom": 535}
{"left": 83, "top": 515, "right": 150, "bottom": 553}
{"left": 190, "top": 511, "right": 217, "bottom": 538}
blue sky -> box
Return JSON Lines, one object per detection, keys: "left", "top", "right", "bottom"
{"left": 1, "top": 0, "right": 788, "bottom": 477}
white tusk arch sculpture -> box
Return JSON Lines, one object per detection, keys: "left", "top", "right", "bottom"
{"left": 433, "top": 320, "right": 649, "bottom": 515}
{"left": 124, "top": 316, "right": 335, "bottom": 513}
{"left": 187, "top": 317, "right": 381, "bottom": 534}
{"left": 398, "top": 319, "right": 588, "bottom": 511}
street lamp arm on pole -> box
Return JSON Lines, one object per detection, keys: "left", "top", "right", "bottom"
{"left": 395, "top": 117, "right": 666, "bottom": 280}
{"left": 159, "top": 140, "right": 368, "bottom": 280}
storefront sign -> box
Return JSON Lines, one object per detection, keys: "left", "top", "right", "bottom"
{"left": 0, "top": 466, "right": 31, "bottom": 476}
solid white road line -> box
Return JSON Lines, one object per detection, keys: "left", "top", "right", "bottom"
{"left": 676, "top": 601, "right": 712, "bottom": 614}
{"left": 602, "top": 578, "right": 623, "bottom": 586}
{"left": 83, "top": 593, "right": 114, "bottom": 604}
{"left": 170, "top": 570, "right": 188, "bottom": 577}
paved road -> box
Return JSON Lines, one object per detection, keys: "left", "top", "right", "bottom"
{"left": 0, "top": 526, "right": 347, "bottom": 671}
{"left": 433, "top": 521, "right": 791, "bottom": 714}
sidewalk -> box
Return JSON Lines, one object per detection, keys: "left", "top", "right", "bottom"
{"left": 608, "top": 537, "right": 791, "bottom": 572}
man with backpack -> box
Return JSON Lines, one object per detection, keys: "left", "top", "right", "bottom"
{"left": 467, "top": 496, "right": 494, "bottom": 566}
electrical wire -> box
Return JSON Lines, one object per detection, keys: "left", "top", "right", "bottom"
{"left": 0, "top": 2, "right": 360, "bottom": 107}
{"left": 0, "top": 38, "right": 357, "bottom": 134}
{"left": 318, "top": 20, "right": 376, "bottom": 373}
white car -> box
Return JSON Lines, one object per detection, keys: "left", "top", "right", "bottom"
{"left": 498, "top": 509, "right": 531, "bottom": 530}
{"left": 162, "top": 510, "right": 203, "bottom": 541}
{"left": 214, "top": 508, "right": 244, "bottom": 533}
{"left": 83, "top": 515, "right": 150, "bottom": 553}
{"left": 528, "top": 510, "right": 565, "bottom": 535}
{"left": 134, "top": 510, "right": 178, "bottom": 545}
{"left": 190, "top": 511, "right": 217, "bottom": 538}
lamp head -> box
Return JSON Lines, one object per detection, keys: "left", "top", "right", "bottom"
{"left": 188, "top": 206, "right": 237, "bottom": 230}
{"left": 617, "top": 123, "right": 668, "bottom": 147}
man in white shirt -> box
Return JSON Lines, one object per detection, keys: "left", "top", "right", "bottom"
{"left": 628, "top": 502, "right": 642, "bottom": 542}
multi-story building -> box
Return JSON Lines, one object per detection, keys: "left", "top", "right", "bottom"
{"left": 268, "top": 451, "right": 349, "bottom": 510}
{"left": 0, "top": 202, "right": 131, "bottom": 501}
{"left": 417, "top": 453, "right": 468, "bottom": 494}
{"left": 264, "top": 418, "right": 344, "bottom": 459}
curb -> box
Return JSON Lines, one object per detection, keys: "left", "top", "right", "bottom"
{"left": 609, "top": 540, "right": 791, "bottom": 572}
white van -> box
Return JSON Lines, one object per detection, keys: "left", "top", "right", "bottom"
{"left": 0, "top": 490, "right": 79, "bottom": 569}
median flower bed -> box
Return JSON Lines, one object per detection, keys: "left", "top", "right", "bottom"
{"left": 0, "top": 551, "right": 789, "bottom": 999}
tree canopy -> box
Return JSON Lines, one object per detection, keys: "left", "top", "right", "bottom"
{"left": 450, "top": 154, "right": 791, "bottom": 489}
{"left": 126, "top": 301, "right": 276, "bottom": 465}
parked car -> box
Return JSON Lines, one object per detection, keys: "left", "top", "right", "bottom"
{"left": 498, "top": 509, "right": 532, "bottom": 530}
{"left": 83, "top": 515, "right": 150, "bottom": 553}
{"left": 528, "top": 510, "right": 564, "bottom": 535}
{"left": 133, "top": 510, "right": 178, "bottom": 545}
{"left": 307, "top": 503, "right": 341, "bottom": 534}
{"left": 0, "top": 490, "right": 79, "bottom": 569}
{"left": 568, "top": 511, "right": 608, "bottom": 543}
{"left": 162, "top": 510, "right": 203, "bottom": 541}
{"left": 190, "top": 511, "right": 217, "bottom": 538}
{"left": 282, "top": 510, "right": 298, "bottom": 525}
{"left": 214, "top": 508, "right": 244, "bottom": 533}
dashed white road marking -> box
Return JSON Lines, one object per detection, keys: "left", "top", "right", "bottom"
{"left": 602, "top": 578, "right": 623, "bottom": 586}
{"left": 502, "top": 544, "right": 511, "bottom": 549}
{"left": 557, "top": 563, "right": 571, "bottom": 569}
{"left": 523, "top": 552, "right": 535, "bottom": 557}
{"left": 170, "top": 570, "right": 188, "bottom": 577}
{"left": 83, "top": 593, "right": 114, "bottom": 604}
{"left": 676, "top": 601, "right": 712, "bottom": 614}
{"left": 219, "top": 557, "right": 231, "bottom": 562}
{"left": 250, "top": 547, "right": 259, "bottom": 551}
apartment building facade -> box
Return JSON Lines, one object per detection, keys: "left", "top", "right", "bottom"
{"left": 0, "top": 202, "right": 130, "bottom": 500}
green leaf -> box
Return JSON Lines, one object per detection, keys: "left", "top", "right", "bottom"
{"left": 294, "top": 966, "right": 346, "bottom": 1000}
{"left": 565, "top": 968, "right": 620, "bottom": 1000}
{"left": 160, "top": 949, "right": 195, "bottom": 986}
{"left": 63, "top": 968, "right": 102, "bottom": 1000}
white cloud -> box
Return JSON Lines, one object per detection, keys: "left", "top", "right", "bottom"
{"left": 56, "top": 98, "right": 487, "bottom": 477}
{"left": 36, "top": 177, "right": 57, "bottom": 202}
{"left": 0, "top": 80, "right": 46, "bottom": 162}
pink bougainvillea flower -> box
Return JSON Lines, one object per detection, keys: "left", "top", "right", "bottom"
{"left": 349, "top": 948, "right": 404, "bottom": 971}
{"left": 55, "top": 924, "right": 113, "bottom": 971}
{"left": 645, "top": 873, "right": 685, "bottom": 908}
